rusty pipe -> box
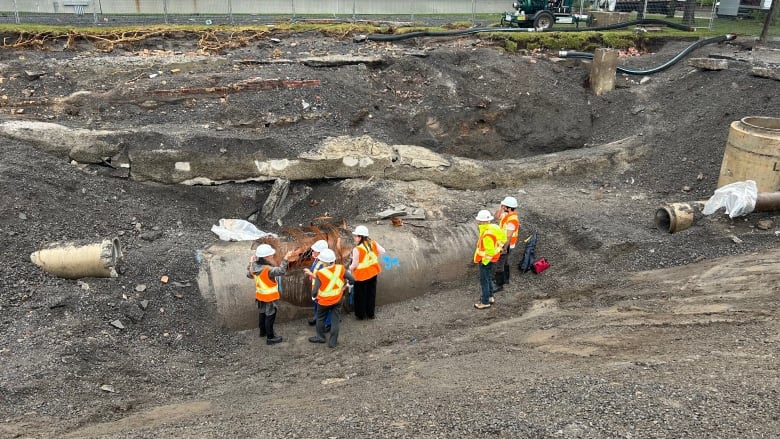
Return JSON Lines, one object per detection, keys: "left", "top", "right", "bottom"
{"left": 655, "top": 192, "right": 780, "bottom": 234}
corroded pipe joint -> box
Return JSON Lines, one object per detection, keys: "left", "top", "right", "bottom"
{"left": 654, "top": 201, "right": 706, "bottom": 234}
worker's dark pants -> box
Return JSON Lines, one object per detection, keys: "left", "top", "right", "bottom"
{"left": 494, "top": 247, "right": 513, "bottom": 287}
{"left": 353, "top": 276, "right": 378, "bottom": 320}
{"left": 479, "top": 261, "right": 494, "bottom": 305}
{"left": 312, "top": 301, "right": 332, "bottom": 326}
{"left": 257, "top": 301, "right": 278, "bottom": 339}
{"left": 315, "top": 302, "right": 341, "bottom": 347}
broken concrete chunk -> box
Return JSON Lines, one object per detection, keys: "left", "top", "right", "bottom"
{"left": 688, "top": 58, "right": 729, "bottom": 71}
{"left": 377, "top": 209, "right": 407, "bottom": 219}
{"left": 24, "top": 70, "right": 45, "bottom": 80}
{"left": 751, "top": 66, "right": 780, "bottom": 81}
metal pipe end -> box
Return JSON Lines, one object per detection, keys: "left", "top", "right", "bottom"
{"left": 654, "top": 206, "right": 675, "bottom": 233}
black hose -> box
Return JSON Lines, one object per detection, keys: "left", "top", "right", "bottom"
{"left": 363, "top": 18, "right": 693, "bottom": 42}
{"left": 558, "top": 34, "right": 736, "bottom": 75}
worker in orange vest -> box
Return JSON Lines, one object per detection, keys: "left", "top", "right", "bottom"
{"left": 247, "top": 243, "right": 294, "bottom": 345}
{"left": 309, "top": 248, "right": 355, "bottom": 348}
{"left": 493, "top": 196, "right": 520, "bottom": 293}
{"left": 303, "top": 239, "right": 332, "bottom": 331}
{"left": 348, "top": 225, "right": 385, "bottom": 320}
{"left": 474, "top": 210, "right": 506, "bottom": 309}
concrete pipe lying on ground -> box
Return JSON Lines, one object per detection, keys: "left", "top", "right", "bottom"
{"left": 196, "top": 221, "right": 479, "bottom": 331}
{"left": 30, "top": 237, "right": 123, "bottom": 279}
{"left": 655, "top": 192, "right": 780, "bottom": 234}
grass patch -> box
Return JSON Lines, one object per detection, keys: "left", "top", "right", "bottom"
{"left": 0, "top": 11, "right": 771, "bottom": 54}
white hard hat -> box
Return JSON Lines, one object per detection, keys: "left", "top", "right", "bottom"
{"left": 311, "top": 239, "right": 328, "bottom": 253}
{"left": 352, "top": 225, "right": 369, "bottom": 236}
{"left": 255, "top": 244, "right": 276, "bottom": 258}
{"left": 475, "top": 210, "right": 493, "bottom": 222}
{"left": 319, "top": 248, "right": 336, "bottom": 263}
{"left": 501, "top": 196, "right": 518, "bottom": 208}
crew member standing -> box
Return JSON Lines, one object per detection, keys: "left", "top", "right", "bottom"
{"left": 493, "top": 196, "right": 520, "bottom": 292}
{"left": 247, "top": 243, "right": 294, "bottom": 345}
{"left": 309, "top": 248, "right": 355, "bottom": 348}
{"left": 474, "top": 210, "right": 505, "bottom": 309}
{"left": 349, "top": 225, "right": 385, "bottom": 320}
{"left": 303, "top": 239, "right": 332, "bottom": 331}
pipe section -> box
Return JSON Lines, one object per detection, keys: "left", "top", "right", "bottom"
{"left": 197, "top": 222, "right": 479, "bottom": 331}
{"left": 654, "top": 201, "right": 706, "bottom": 234}
{"left": 30, "top": 238, "right": 123, "bottom": 279}
{"left": 655, "top": 192, "right": 780, "bottom": 233}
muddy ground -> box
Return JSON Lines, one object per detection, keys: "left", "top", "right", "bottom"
{"left": 0, "top": 26, "right": 779, "bottom": 438}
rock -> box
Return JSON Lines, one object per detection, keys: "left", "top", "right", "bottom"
{"left": 688, "top": 58, "right": 729, "bottom": 71}
{"left": 139, "top": 230, "right": 163, "bottom": 241}
{"left": 135, "top": 284, "right": 147, "bottom": 292}
{"left": 100, "top": 384, "right": 117, "bottom": 393}
{"left": 110, "top": 319, "right": 125, "bottom": 329}
{"left": 139, "top": 300, "right": 149, "bottom": 310}
{"left": 756, "top": 219, "right": 774, "bottom": 230}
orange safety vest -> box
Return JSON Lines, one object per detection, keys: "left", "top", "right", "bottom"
{"left": 499, "top": 211, "right": 520, "bottom": 248}
{"left": 314, "top": 264, "right": 346, "bottom": 307}
{"left": 353, "top": 240, "right": 381, "bottom": 281}
{"left": 473, "top": 224, "right": 503, "bottom": 264}
{"left": 253, "top": 266, "right": 280, "bottom": 302}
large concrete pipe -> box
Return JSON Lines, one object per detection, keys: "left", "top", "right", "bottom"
{"left": 718, "top": 116, "right": 780, "bottom": 192}
{"left": 196, "top": 221, "right": 479, "bottom": 331}
{"left": 30, "top": 237, "right": 123, "bottom": 279}
{"left": 655, "top": 192, "right": 780, "bottom": 233}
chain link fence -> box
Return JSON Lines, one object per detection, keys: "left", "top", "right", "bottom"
{"left": 0, "top": 0, "right": 776, "bottom": 38}
{"left": 0, "top": 0, "right": 508, "bottom": 25}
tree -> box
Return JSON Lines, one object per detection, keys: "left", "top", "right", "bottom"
{"left": 759, "top": 0, "right": 778, "bottom": 44}
{"left": 682, "top": 0, "right": 697, "bottom": 24}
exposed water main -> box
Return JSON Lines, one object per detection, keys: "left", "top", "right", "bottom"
{"left": 558, "top": 34, "right": 737, "bottom": 75}
{"left": 197, "top": 222, "right": 479, "bottom": 330}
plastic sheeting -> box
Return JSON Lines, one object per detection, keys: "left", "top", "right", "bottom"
{"left": 702, "top": 180, "right": 758, "bottom": 218}
{"left": 210, "top": 219, "right": 275, "bottom": 241}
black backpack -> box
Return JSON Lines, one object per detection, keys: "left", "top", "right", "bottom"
{"left": 518, "top": 233, "right": 538, "bottom": 273}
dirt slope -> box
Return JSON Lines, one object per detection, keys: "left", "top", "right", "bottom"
{"left": 0, "top": 29, "right": 779, "bottom": 438}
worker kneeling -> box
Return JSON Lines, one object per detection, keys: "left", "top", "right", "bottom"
{"left": 309, "top": 249, "right": 355, "bottom": 348}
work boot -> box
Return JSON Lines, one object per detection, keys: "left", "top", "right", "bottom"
{"left": 308, "top": 336, "right": 326, "bottom": 343}
{"left": 474, "top": 302, "right": 491, "bottom": 310}
{"left": 266, "top": 336, "right": 283, "bottom": 345}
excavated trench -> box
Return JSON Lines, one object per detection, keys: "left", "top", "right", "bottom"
{"left": 3, "top": 118, "right": 647, "bottom": 329}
